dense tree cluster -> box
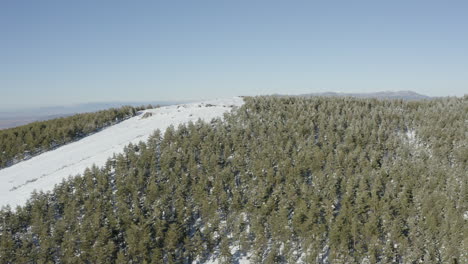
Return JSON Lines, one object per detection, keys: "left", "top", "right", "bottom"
{"left": 0, "top": 105, "right": 151, "bottom": 168}
{"left": 0, "top": 96, "right": 466, "bottom": 263}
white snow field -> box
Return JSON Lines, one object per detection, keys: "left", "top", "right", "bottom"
{"left": 0, "top": 97, "right": 244, "bottom": 209}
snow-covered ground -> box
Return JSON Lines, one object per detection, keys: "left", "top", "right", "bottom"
{"left": 0, "top": 97, "right": 244, "bottom": 209}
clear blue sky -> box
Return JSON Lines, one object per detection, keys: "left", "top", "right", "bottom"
{"left": 1, "top": 0, "right": 467, "bottom": 109}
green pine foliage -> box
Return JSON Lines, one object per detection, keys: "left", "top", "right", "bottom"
{"left": 0, "top": 96, "right": 466, "bottom": 263}
{"left": 0, "top": 105, "right": 152, "bottom": 168}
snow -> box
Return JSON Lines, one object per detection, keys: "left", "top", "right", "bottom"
{"left": 406, "top": 130, "right": 416, "bottom": 143}
{"left": 198, "top": 245, "right": 252, "bottom": 264}
{"left": 401, "top": 128, "right": 433, "bottom": 159}
{"left": 0, "top": 97, "right": 244, "bottom": 209}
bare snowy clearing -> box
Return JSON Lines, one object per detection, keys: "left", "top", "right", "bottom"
{"left": 0, "top": 97, "right": 244, "bottom": 209}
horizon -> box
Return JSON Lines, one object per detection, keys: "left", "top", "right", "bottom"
{"left": 0, "top": 99, "right": 191, "bottom": 112}
{"left": 0, "top": 90, "right": 442, "bottom": 112}
{"left": 0, "top": 89, "right": 463, "bottom": 112}
{"left": 1, "top": 1, "right": 467, "bottom": 109}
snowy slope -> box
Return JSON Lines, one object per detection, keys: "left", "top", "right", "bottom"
{"left": 0, "top": 97, "right": 244, "bottom": 209}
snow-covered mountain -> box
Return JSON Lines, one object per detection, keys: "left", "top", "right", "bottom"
{"left": 0, "top": 97, "right": 244, "bottom": 209}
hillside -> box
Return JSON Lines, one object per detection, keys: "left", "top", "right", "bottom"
{"left": 0, "top": 98, "right": 244, "bottom": 209}
{"left": 0, "top": 96, "right": 467, "bottom": 264}
{"left": 0, "top": 101, "right": 189, "bottom": 130}
{"left": 0, "top": 106, "right": 150, "bottom": 169}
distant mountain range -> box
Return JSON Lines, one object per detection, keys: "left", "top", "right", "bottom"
{"left": 0, "top": 101, "right": 186, "bottom": 130}
{"left": 0, "top": 114, "right": 76, "bottom": 130}
{"left": 296, "top": 91, "right": 431, "bottom": 100}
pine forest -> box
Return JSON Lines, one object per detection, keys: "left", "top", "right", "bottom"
{"left": 0, "top": 96, "right": 467, "bottom": 264}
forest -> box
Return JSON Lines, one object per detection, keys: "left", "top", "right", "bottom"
{"left": 0, "top": 105, "right": 152, "bottom": 169}
{"left": 0, "top": 96, "right": 466, "bottom": 263}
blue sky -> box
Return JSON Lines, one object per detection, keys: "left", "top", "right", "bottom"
{"left": 1, "top": 0, "right": 467, "bottom": 109}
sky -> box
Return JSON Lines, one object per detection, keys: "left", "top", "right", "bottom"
{"left": 1, "top": 0, "right": 467, "bottom": 109}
